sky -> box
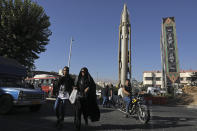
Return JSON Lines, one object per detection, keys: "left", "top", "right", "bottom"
{"left": 33, "top": 0, "right": 197, "bottom": 82}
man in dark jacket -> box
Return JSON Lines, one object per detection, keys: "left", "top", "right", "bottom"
{"left": 101, "top": 84, "right": 109, "bottom": 107}
{"left": 54, "top": 66, "right": 74, "bottom": 128}
{"left": 108, "top": 84, "right": 115, "bottom": 108}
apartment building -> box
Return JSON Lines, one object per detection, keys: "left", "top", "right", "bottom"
{"left": 143, "top": 70, "right": 197, "bottom": 88}
{"left": 143, "top": 71, "right": 162, "bottom": 88}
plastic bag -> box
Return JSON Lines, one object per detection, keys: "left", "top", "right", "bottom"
{"left": 69, "top": 89, "right": 78, "bottom": 104}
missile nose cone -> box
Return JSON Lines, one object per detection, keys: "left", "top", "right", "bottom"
{"left": 121, "top": 4, "right": 129, "bottom": 23}
{"left": 123, "top": 3, "right": 127, "bottom": 11}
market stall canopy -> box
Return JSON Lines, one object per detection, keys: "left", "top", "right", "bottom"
{"left": 0, "top": 56, "right": 26, "bottom": 78}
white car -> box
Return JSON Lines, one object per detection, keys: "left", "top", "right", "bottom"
{"left": 147, "top": 87, "right": 160, "bottom": 96}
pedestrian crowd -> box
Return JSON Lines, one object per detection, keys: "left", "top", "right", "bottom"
{"left": 52, "top": 66, "right": 135, "bottom": 130}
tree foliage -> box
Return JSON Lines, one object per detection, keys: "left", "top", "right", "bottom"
{"left": 0, "top": 0, "right": 52, "bottom": 71}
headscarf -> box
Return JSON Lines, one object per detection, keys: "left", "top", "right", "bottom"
{"left": 77, "top": 67, "right": 100, "bottom": 122}
{"left": 78, "top": 67, "right": 89, "bottom": 81}
{"left": 77, "top": 67, "right": 96, "bottom": 96}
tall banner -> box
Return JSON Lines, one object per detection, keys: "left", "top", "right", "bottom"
{"left": 161, "top": 17, "right": 179, "bottom": 90}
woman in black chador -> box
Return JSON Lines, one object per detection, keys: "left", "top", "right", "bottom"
{"left": 74, "top": 67, "right": 100, "bottom": 130}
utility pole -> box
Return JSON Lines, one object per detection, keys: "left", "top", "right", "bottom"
{"left": 68, "top": 37, "right": 74, "bottom": 68}
{"left": 97, "top": 72, "right": 98, "bottom": 82}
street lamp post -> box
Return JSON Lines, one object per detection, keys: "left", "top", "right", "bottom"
{"left": 68, "top": 37, "right": 74, "bottom": 68}
{"left": 96, "top": 72, "right": 98, "bottom": 82}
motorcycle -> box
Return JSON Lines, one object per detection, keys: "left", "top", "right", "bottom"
{"left": 117, "top": 94, "right": 150, "bottom": 124}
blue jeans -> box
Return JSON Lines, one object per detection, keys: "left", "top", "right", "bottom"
{"left": 102, "top": 96, "right": 108, "bottom": 106}
{"left": 54, "top": 98, "right": 67, "bottom": 122}
{"left": 123, "top": 96, "right": 131, "bottom": 113}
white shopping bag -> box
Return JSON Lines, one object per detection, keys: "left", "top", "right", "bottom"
{"left": 69, "top": 89, "right": 78, "bottom": 104}
{"left": 109, "top": 96, "right": 112, "bottom": 100}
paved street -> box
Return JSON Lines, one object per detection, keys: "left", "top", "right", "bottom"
{"left": 0, "top": 100, "right": 197, "bottom": 131}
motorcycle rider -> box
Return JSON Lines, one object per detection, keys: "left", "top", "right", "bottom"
{"left": 122, "top": 79, "right": 132, "bottom": 117}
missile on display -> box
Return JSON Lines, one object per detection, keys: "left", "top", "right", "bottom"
{"left": 118, "top": 4, "right": 131, "bottom": 86}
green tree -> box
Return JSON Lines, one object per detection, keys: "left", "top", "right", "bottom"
{"left": 0, "top": 0, "right": 52, "bottom": 71}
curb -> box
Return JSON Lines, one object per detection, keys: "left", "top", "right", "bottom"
{"left": 187, "top": 105, "right": 197, "bottom": 109}
{"left": 46, "top": 98, "right": 56, "bottom": 101}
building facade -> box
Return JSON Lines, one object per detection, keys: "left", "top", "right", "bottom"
{"left": 179, "top": 70, "right": 197, "bottom": 85}
{"left": 143, "top": 70, "right": 197, "bottom": 88}
{"left": 143, "top": 71, "right": 162, "bottom": 88}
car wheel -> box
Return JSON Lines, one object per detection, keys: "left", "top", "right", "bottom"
{"left": 0, "top": 95, "right": 13, "bottom": 115}
{"left": 29, "top": 104, "right": 41, "bottom": 112}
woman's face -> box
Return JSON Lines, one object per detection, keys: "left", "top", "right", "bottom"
{"left": 81, "top": 70, "right": 85, "bottom": 76}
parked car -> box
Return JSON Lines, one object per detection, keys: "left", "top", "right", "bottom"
{"left": 160, "top": 90, "right": 166, "bottom": 93}
{"left": 147, "top": 87, "right": 160, "bottom": 96}
{"left": 0, "top": 56, "right": 46, "bottom": 115}
{"left": 0, "top": 78, "right": 46, "bottom": 115}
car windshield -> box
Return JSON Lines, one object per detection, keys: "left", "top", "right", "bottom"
{"left": 0, "top": 78, "right": 30, "bottom": 88}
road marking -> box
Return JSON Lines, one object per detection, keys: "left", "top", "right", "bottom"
{"left": 179, "top": 118, "right": 187, "bottom": 121}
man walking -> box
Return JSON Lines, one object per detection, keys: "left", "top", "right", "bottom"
{"left": 101, "top": 84, "right": 109, "bottom": 107}
{"left": 108, "top": 84, "right": 115, "bottom": 108}
{"left": 54, "top": 66, "right": 74, "bottom": 128}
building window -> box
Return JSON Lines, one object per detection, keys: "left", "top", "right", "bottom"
{"left": 156, "top": 77, "right": 161, "bottom": 81}
{"left": 145, "top": 77, "right": 153, "bottom": 80}
{"left": 186, "top": 77, "right": 191, "bottom": 81}
{"left": 180, "top": 78, "right": 183, "bottom": 81}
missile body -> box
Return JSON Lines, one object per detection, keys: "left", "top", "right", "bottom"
{"left": 118, "top": 4, "right": 131, "bottom": 86}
